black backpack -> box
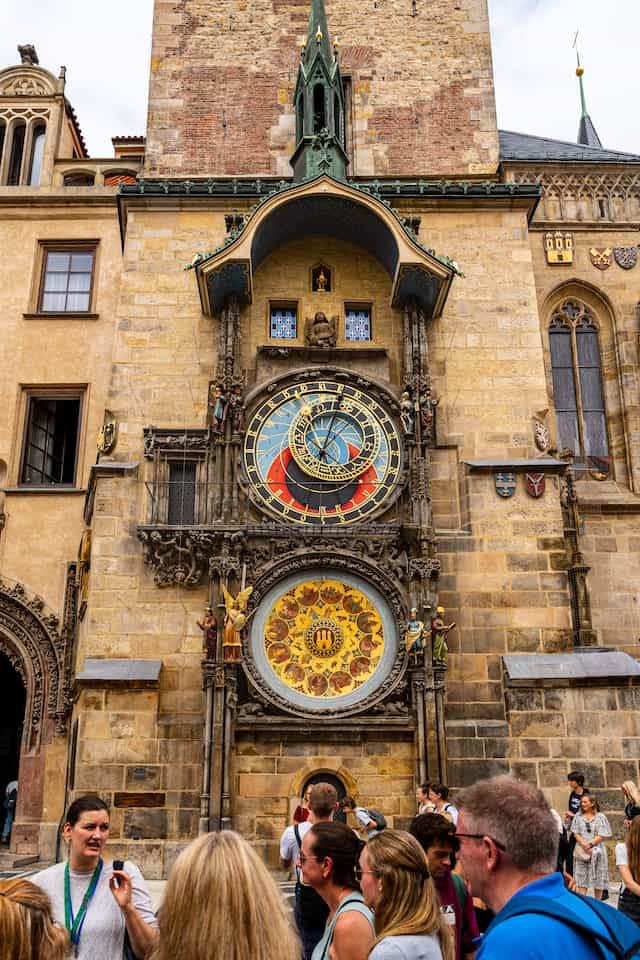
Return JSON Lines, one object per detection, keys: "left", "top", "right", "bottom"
{"left": 363, "top": 808, "right": 387, "bottom": 831}
{"left": 293, "top": 826, "right": 330, "bottom": 929}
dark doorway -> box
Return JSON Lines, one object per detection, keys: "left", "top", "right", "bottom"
{"left": 301, "top": 771, "right": 347, "bottom": 823}
{"left": 0, "top": 653, "right": 25, "bottom": 803}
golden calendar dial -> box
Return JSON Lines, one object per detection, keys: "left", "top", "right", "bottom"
{"left": 243, "top": 380, "right": 402, "bottom": 526}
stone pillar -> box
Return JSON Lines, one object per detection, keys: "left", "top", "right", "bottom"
{"left": 434, "top": 663, "right": 448, "bottom": 782}
{"left": 199, "top": 662, "right": 215, "bottom": 834}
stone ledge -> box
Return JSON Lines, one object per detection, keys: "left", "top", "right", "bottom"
{"left": 464, "top": 458, "right": 568, "bottom": 474}
{"left": 503, "top": 650, "right": 640, "bottom": 687}
{"left": 76, "top": 658, "right": 162, "bottom": 685}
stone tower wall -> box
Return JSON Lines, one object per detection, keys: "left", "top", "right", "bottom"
{"left": 145, "top": 0, "right": 499, "bottom": 178}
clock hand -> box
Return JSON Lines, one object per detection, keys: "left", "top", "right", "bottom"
{"left": 318, "top": 392, "right": 344, "bottom": 461}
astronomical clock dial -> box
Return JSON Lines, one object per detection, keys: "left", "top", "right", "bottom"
{"left": 243, "top": 380, "right": 403, "bottom": 526}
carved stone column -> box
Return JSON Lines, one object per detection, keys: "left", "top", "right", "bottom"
{"left": 433, "top": 662, "right": 448, "bottom": 782}
{"left": 220, "top": 666, "right": 238, "bottom": 830}
{"left": 208, "top": 664, "right": 226, "bottom": 831}
{"left": 199, "top": 662, "right": 215, "bottom": 834}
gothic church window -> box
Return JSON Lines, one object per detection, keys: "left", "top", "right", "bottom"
{"left": 38, "top": 245, "right": 96, "bottom": 312}
{"left": 7, "top": 120, "right": 26, "bottom": 185}
{"left": 549, "top": 299, "right": 609, "bottom": 470}
{"left": 20, "top": 395, "right": 82, "bottom": 486}
{"left": 313, "top": 84, "right": 326, "bottom": 132}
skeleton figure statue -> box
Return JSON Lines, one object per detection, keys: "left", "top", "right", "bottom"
{"left": 221, "top": 585, "right": 253, "bottom": 662}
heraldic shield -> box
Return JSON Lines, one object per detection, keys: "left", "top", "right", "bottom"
{"left": 495, "top": 472, "right": 516, "bottom": 498}
{"left": 525, "top": 472, "right": 545, "bottom": 498}
{"left": 613, "top": 247, "right": 638, "bottom": 270}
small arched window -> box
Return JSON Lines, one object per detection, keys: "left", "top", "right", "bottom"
{"left": 7, "top": 120, "right": 26, "bottom": 185}
{"left": 549, "top": 299, "right": 609, "bottom": 473}
{"left": 334, "top": 93, "right": 343, "bottom": 144}
{"left": 0, "top": 120, "right": 6, "bottom": 171}
{"left": 297, "top": 94, "right": 304, "bottom": 141}
{"left": 313, "top": 84, "right": 326, "bottom": 133}
{"left": 28, "top": 122, "right": 46, "bottom": 185}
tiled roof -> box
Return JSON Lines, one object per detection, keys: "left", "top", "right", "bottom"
{"left": 499, "top": 129, "right": 640, "bottom": 163}
{"left": 111, "top": 135, "right": 146, "bottom": 144}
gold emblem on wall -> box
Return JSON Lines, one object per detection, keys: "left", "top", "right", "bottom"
{"left": 97, "top": 411, "right": 118, "bottom": 455}
{"left": 589, "top": 247, "right": 612, "bottom": 271}
{"left": 544, "top": 231, "right": 574, "bottom": 264}
{"left": 264, "top": 578, "right": 384, "bottom": 698}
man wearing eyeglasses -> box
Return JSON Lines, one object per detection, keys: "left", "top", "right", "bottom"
{"left": 456, "top": 775, "right": 640, "bottom": 960}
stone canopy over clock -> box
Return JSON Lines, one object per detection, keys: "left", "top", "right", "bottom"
{"left": 247, "top": 570, "right": 399, "bottom": 714}
{"left": 243, "top": 377, "right": 403, "bottom": 525}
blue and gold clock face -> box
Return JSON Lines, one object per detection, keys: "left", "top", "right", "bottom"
{"left": 243, "top": 380, "right": 403, "bottom": 525}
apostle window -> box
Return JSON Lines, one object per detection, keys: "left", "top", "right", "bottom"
{"left": 38, "top": 245, "right": 96, "bottom": 313}
{"left": 270, "top": 304, "right": 298, "bottom": 339}
{"left": 549, "top": 299, "right": 609, "bottom": 474}
{"left": 20, "top": 394, "right": 82, "bottom": 486}
{"left": 345, "top": 306, "right": 372, "bottom": 342}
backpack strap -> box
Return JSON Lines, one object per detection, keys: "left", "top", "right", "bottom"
{"left": 490, "top": 894, "right": 640, "bottom": 960}
{"left": 451, "top": 872, "right": 467, "bottom": 909}
{"left": 293, "top": 824, "right": 302, "bottom": 883}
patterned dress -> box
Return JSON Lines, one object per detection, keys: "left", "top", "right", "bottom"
{"left": 571, "top": 812, "right": 612, "bottom": 889}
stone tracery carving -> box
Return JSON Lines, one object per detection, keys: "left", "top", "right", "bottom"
{"left": 512, "top": 169, "right": 640, "bottom": 223}
{"left": 0, "top": 575, "right": 74, "bottom": 748}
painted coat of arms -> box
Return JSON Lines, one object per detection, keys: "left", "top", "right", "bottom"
{"left": 589, "top": 247, "right": 612, "bottom": 270}
{"left": 613, "top": 247, "right": 638, "bottom": 270}
{"left": 525, "top": 473, "right": 546, "bottom": 498}
{"left": 495, "top": 472, "right": 516, "bottom": 498}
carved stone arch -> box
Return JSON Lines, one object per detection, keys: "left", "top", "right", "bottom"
{"left": 540, "top": 280, "right": 629, "bottom": 485}
{"left": 0, "top": 578, "right": 73, "bottom": 750}
{"left": 0, "top": 66, "right": 58, "bottom": 98}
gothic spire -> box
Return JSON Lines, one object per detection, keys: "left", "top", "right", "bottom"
{"left": 575, "top": 53, "right": 602, "bottom": 149}
{"left": 290, "top": 0, "right": 348, "bottom": 181}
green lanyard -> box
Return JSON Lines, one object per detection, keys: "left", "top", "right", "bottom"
{"left": 64, "top": 858, "right": 103, "bottom": 956}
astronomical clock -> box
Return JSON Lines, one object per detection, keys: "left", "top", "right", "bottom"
{"left": 243, "top": 379, "right": 403, "bottom": 526}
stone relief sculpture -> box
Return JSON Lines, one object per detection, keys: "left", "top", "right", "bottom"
{"left": 304, "top": 311, "right": 338, "bottom": 348}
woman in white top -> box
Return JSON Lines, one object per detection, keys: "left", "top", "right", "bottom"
{"left": 358, "top": 829, "right": 453, "bottom": 960}
{"left": 616, "top": 816, "right": 640, "bottom": 926}
{"left": 32, "top": 794, "right": 158, "bottom": 960}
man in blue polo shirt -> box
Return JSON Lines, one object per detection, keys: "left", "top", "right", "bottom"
{"left": 456, "top": 775, "right": 639, "bottom": 960}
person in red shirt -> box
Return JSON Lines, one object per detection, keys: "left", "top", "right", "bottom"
{"left": 411, "top": 813, "right": 479, "bottom": 960}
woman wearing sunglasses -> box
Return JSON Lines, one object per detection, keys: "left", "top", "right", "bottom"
{"left": 299, "top": 821, "right": 375, "bottom": 960}
{"left": 359, "top": 830, "right": 453, "bottom": 960}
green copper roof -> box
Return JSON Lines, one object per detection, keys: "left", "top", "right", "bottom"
{"left": 303, "top": 0, "right": 332, "bottom": 71}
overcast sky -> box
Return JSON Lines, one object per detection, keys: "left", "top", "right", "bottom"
{"left": 1, "top": 0, "right": 638, "bottom": 159}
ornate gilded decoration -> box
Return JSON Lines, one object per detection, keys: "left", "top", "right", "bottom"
{"left": 97, "top": 412, "right": 118, "bottom": 456}
{"left": 221, "top": 585, "right": 253, "bottom": 662}
{"left": 263, "top": 577, "right": 383, "bottom": 700}
{"left": 544, "top": 231, "right": 573, "bottom": 264}
{"left": 243, "top": 378, "right": 403, "bottom": 526}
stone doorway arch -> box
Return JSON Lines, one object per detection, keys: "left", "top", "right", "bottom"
{"left": 0, "top": 652, "right": 25, "bottom": 838}
{"left": 300, "top": 771, "right": 347, "bottom": 823}
{"left": 0, "top": 573, "right": 76, "bottom": 857}
{"left": 289, "top": 762, "right": 358, "bottom": 825}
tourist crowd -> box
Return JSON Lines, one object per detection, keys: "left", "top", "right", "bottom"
{"left": 1, "top": 773, "right": 639, "bottom": 960}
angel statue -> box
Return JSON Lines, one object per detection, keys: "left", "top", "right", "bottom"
{"left": 404, "top": 608, "right": 425, "bottom": 666}
{"left": 221, "top": 585, "right": 254, "bottom": 662}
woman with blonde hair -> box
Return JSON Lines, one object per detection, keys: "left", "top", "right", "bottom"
{"left": 150, "top": 831, "right": 300, "bottom": 960}
{"left": 622, "top": 781, "right": 640, "bottom": 827}
{"left": 617, "top": 816, "right": 640, "bottom": 926}
{"left": 0, "top": 878, "right": 68, "bottom": 960}
{"left": 358, "top": 830, "right": 453, "bottom": 960}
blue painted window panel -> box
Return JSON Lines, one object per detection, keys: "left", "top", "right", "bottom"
{"left": 345, "top": 308, "right": 371, "bottom": 341}
{"left": 270, "top": 308, "right": 297, "bottom": 339}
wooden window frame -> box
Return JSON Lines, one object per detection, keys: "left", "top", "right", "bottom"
{"left": 18, "top": 388, "right": 85, "bottom": 488}
{"left": 35, "top": 241, "right": 99, "bottom": 316}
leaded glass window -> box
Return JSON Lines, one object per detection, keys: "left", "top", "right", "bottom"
{"left": 270, "top": 306, "right": 297, "bottom": 339}
{"left": 549, "top": 300, "right": 609, "bottom": 472}
{"left": 345, "top": 307, "right": 372, "bottom": 341}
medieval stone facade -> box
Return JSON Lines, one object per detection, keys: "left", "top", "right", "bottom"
{"left": 0, "top": 2, "right": 638, "bottom": 876}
